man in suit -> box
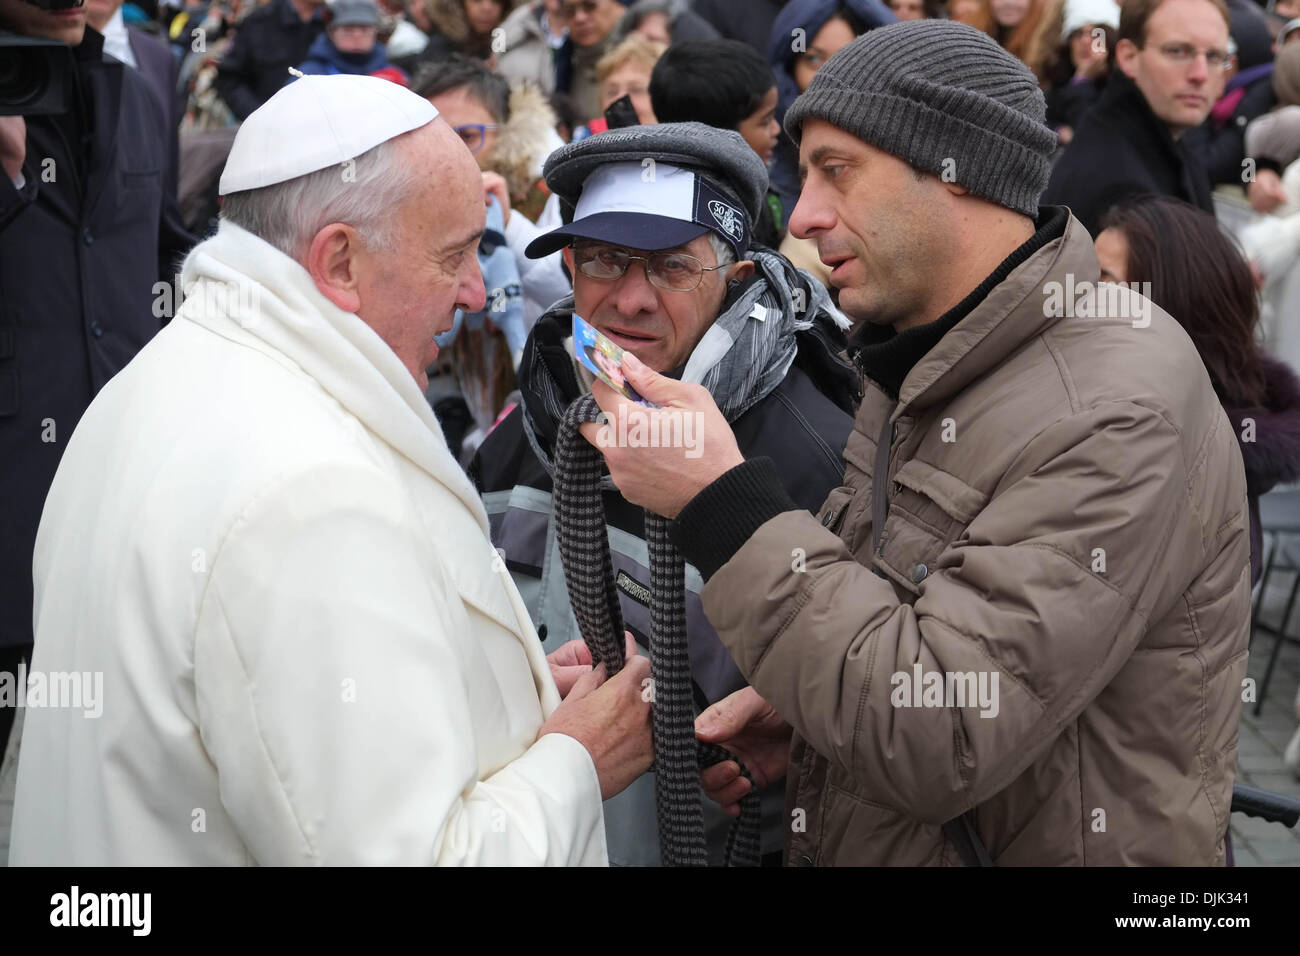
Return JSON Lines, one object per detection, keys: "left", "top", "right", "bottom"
{"left": 86, "top": 0, "right": 184, "bottom": 198}
{"left": 0, "top": 0, "right": 194, "bottom": 860}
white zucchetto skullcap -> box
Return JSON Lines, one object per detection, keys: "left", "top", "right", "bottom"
{"left": 219, "top": 73, "right": 439, "bottom": 196}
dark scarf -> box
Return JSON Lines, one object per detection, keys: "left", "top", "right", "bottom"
{"left": 553, "top": 395, "right": 762, "bottom": 866}
{"left": 541, "top": 254, "right": 854, "bottom": 866}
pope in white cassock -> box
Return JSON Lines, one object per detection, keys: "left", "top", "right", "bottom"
{"left": 9, "top": 75, "right": 652, "bottom": 865}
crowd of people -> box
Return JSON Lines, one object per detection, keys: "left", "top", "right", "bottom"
{"left": 3, "top": 0, "right": 1300, "bottom": 866}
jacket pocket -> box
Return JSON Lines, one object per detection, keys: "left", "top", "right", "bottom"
{"left": 816, "top": 485, "right": 853, "bottom": 535}
{"left": 877, "top": 459, "right": 988, "bottom": 596}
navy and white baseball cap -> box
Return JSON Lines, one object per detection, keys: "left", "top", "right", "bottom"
{"left": 523, "top": 121, "right": 768, "bottom": 261}
{"left": 524, "top": 161, "right": 750, "bottom": 260}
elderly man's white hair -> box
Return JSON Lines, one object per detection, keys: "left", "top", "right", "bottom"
{"left": 707, "top": 232, "right": 734, "bottom": 267}
{"left": 220, "top": 137, "right": 415, "bottom": 260}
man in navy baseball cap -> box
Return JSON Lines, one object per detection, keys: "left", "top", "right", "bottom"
{"left": 524, "top": 121, "right": 770, "bottom": 371}
{"left": 473, "top": 120, "right": 858, "bottom": 868}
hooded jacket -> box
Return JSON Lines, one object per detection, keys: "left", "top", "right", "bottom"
{"left": 298, "top": 32, "right": 393, "bottom": 76}
{"left": 670, "top": 210, "right": 1251, "bottom": 865}
{"left": 10, "top": 221, "right": 606, "bottom": 865}
{"left": 497, "top": 2, "right": 554, "bottom": 91}
{"left": 1044, "top": 71, "right": 1215, "bottom": 235}
{"left": 766, "top": 0, "right": 897, "bottom": 217}
{"left": 471, "top": 252, "right": 859, "bottom": 864}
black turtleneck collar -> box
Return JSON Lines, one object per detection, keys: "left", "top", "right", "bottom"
{"left": 850, "top": 205, "right": 1069, "bottom": 400}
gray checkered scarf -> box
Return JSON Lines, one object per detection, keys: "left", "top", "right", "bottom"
{"left": 545, "top": 250, "right": 845, "bottom": 866}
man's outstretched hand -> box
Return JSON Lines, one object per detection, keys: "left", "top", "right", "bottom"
{"left": 578, "top": 352, "right": 744, "bottom": 519}
{"left": 696, "top": 687, "right": 793, "bottom": 817}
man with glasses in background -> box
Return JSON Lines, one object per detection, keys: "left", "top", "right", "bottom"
{"left": 470, "top": 122, "right": 860, "bottom": 866}
{"left": 1045, "top": 0, "right": 1231, "bottom": 234}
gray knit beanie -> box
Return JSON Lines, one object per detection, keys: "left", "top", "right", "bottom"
{"left": 784, "top": 19, "right": 1057, "bottom": 217}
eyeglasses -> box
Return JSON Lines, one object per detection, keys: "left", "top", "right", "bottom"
{"left": 573, "top": 243, "right": 729, "bottom": 292}
{"left": 558, "top": 0, "right": 602, "bottom": 20}
{"left": 1152, "top": 42, "right": 1234, "bottom": 71}
{"left": 453, "top": 123, "right": 500, "bottom": 154}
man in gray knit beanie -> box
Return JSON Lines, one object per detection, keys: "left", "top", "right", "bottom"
{"left": 784, "top": 17, "right": 1057, "bottom": 217}
{"left": 576, "top": 18, "right": 1251, "bottom": 867}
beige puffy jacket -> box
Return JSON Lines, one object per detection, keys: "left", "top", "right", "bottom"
{"left": 703, "top": 214, "right": 1252, "bottom": 865}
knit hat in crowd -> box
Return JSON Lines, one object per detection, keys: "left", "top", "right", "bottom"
{"left": 784, "top": 19, "right": 1057, "bottom": 217}
{"left": 525, "top": 121, "right": 769, "bottom": 259}
{"left": 330, "top": 0, "right": 380, "bottom": 29}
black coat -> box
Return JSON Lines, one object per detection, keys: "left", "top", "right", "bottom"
{"left": 1223, "top": 355, "right": 1300, "bottom": 585}
{"left": 0, "top": 29, "right": 194, "bottom": 649}
{"left": 127, "top": 26, "right": 183, "bottom": 200}
{"left": 1045, "top": 75, "right": 1105, "bottom": 132}
{"left": 1043, "top": 72, "right": 1214, "bottom": 236}
{"left": 1183, "top": 66, "right": 1277, "bottom": 186}
{"left": 692, "top": 0, "right": 786, "bottom": 54}
{"left": 213, "top": 0, "right": 325, "bottom": 120}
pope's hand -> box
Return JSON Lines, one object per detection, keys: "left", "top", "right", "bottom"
{"left": 537, "top": 634, "right": 652, "bottom": 800}
{"left": 578, "top": 352, "right": 744, "bottom": 519}
{"left": 696, "top": 687, "right": 793, "bottom": 817}
{"left": 546, "top": 632, "right": 637, "bottom": 698}
{"left": 546, "top": 639, "right": 592, "bottom": 698}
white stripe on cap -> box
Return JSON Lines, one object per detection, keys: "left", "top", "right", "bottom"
{"left": 574, "top": 162, "right": 697, "bottom": 224}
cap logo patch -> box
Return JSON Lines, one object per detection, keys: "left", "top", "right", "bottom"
{"left": 708, "top": 200, "right": 744, "bottom": 242}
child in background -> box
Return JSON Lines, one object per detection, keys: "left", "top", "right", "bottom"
{"left": 649, "top": 38, "right": 784, "bottom": 245}
{"left": 299, "top": 0, "right": 403, "bottom": 78}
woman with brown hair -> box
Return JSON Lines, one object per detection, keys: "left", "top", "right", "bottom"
{"left": 985, "top": 0, "right": 1061, "bottom": 80}
{"left": 949, "top": 0, "right": 996, "bottom": 34}
{"left": 1095, "top": 196, "right": 1300, "bottom": 585}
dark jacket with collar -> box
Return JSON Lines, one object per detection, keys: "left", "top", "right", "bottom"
{"left": 0, "top": 28, "right": 194, "bottom": 650}
{"left": 214, "top": 0, "right": 326, "bottom": 120}
{"left": 1043, "top": 71, "right": 1214, "bottom": 235}
{"left": 470, "top": 290, "right": 857, "bottom": 865}
{"left": 127, "top": 26, "right": 183, "bottom": 202}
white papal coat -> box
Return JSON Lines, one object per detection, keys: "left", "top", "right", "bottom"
{"left": 10, "top": 222, "right": 607, "bottom": 865}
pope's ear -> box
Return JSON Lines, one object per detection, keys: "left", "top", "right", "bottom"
{"left": 305, "top": 223, "right": 364, "bottom": 314}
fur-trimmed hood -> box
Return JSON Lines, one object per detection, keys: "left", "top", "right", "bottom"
{"left": 1225, "top": 353, "right": 1300, "bottom": 496}
{"left": 490, "top": 82, "right": 560, "bottom": 201}
{"left": 424, "top": 0, "right": 523, "bottom": 46}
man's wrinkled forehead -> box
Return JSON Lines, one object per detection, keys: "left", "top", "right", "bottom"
{"left": 797, "top": 119, "right": 871, "bottom": 184}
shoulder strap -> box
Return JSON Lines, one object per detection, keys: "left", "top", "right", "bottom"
{"left": 943, "top": 812, "right": 995, "bottom": 867}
